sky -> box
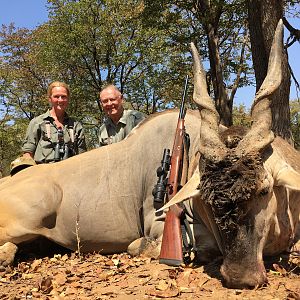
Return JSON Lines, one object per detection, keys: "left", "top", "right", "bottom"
{"left": 0, "top": 0, "right": 299, "bottom": 108}
{"left": 0, "top": 0, "right": 48, "bottom": 29}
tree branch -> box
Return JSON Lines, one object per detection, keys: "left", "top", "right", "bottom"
{"left": 282, "top": 16, "right": 300, "bottom": 48}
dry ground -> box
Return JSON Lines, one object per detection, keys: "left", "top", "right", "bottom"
{"left": 0, "top": 240, "right": 299, "bottom": 300}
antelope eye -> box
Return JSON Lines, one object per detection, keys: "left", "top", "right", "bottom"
{"left": 259, "top": 187, "right": 269, "bottom": 196}
{"left": 257, "top": 172, "right": 273, "bottom": 197}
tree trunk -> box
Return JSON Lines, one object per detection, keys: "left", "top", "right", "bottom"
{"left": 194, "top": 0, "right": 232, "bottom": 127}
{"left": 206, "top": 22, "right": 232, "bottom": 126}
{"left": 248, "top": 0, "right": 292, "bottom": 143}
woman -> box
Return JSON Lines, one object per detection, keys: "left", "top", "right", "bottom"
{"left": 21, "top": 81, "right": 87, "bottom": 163}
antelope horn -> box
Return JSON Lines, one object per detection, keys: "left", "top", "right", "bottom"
{"left": 236, "top": 19, "right": 283, "bottom": 156}
{"left": 191, "top": 42, "right": 227, "bottom": 161}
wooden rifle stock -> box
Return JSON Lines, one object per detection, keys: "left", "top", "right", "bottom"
{"left": 159, "top": 203, "right": 184, "bottom": 266}
{"left": 159, "top": 75, "right": 188, "bottom": 266}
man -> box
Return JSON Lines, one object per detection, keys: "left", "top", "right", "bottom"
{"left": 21, "top": 81, "right": 87, "bottom": 164}
{"left": 98, "top": 85, "right": 145, "bottom": 146}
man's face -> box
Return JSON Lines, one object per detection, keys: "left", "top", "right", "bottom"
{"left": 49, "top": 86, "right": 69, "bottom": 114}
{"left": 100, "top": 88, "right": 123, "bottom": 121}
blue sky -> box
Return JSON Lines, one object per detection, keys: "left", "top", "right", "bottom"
{"left": 285, "top": 18, "right": 300, "bottom": 102}
{"left": 0, "top": 1, "right": 299, "bottom": 108}
{"left": 0, "top": 0, "right": 48, "bottom": 29}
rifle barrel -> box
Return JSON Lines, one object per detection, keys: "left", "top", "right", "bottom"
{"left": 179, "top": 75, "right": 189, "bottom": 119}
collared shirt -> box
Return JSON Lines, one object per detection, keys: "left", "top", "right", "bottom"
{"left": 22, "top": 110, "right": 87, "bottom": 163}
{"left": 98, "top": 109, "right": 145, "bottom": 146}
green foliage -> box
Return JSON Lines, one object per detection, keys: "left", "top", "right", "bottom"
{"left": 232, "top": 104, "right": 251, "bottom": 127}
{"left": 0, "top": 26, "right": 49, "bottom": 120}
{"left": 42, "top": 0, "right": 190, "bottom": 114}
{"left": 0, "top": 0, "right": 299, "bottom": 172}
{"left": 232, "top": 100, "right": 300, "bottom": 149}
{"left": 0, "top": 118, "right": 28, "bottom": 176}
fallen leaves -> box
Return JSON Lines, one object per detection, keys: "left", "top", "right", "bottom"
{"left": 147, "top": 282, "right": 180, "bottom": 298}
{"left": 39, "top": 276, "right": 53, "bottom": 294}
{"left": 271, "top": 263, "right": 288, "bottom": 276}
{"left": 0, "top": 248, "right": 299, "bottom": 299}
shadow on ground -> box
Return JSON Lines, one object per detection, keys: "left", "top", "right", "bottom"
{"left": 15, "top": 237, "right": 71, "bottom": 265}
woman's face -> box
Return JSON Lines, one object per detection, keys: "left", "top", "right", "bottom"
{"left": 49, "top": 86, "right": 69, "bottom": 114}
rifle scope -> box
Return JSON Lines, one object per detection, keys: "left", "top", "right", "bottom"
{"left": 152, "top": 148, "right": 171, "bottom": 203}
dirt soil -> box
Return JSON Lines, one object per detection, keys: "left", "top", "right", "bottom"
{"left": 0, "top": 240, "right": 299, "bottom": 300}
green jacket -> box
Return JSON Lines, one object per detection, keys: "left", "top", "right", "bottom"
{"left": 22, "top": 110, "right": 87, "bottom": 163}
{"left": 98, "top": 109, "right": 145, "bottom": 146}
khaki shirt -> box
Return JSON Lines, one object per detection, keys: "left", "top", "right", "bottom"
{"left": 98, "top": 109, "right": 145, "bottom": 146}
{"left": 22, "top": 110, "right": 87, "bottom": 163}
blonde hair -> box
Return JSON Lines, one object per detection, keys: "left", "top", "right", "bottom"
{"left": 47, "top": 81, "right": 70, "bottom": 98}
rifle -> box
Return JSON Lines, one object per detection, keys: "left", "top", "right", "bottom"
{"left": 156, "top": 75, "right": 189, "bottom": 266}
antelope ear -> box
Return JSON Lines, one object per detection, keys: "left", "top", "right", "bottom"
{"left": 157, "top": 170, "right": 201, "bottom": 212}
{"left": 275, "top": 165, "right": 300, "bottom": 190}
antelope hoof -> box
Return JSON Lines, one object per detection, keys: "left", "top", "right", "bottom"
{"left": 0, "top": 242, "right": 18, "bottom": 266}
